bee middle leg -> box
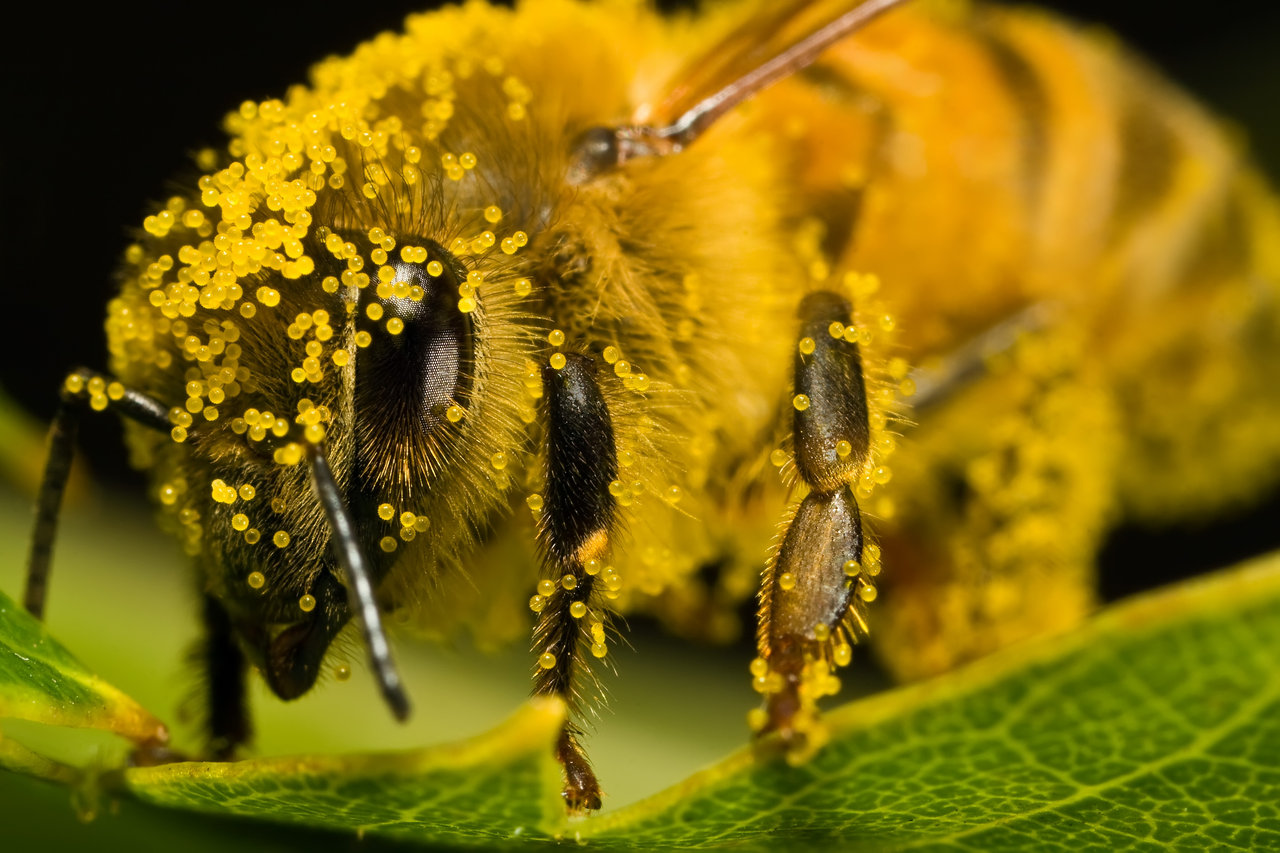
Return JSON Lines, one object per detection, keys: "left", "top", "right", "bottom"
{"left": 756, "top": 291, "right": 877, "bottom": 748}
{"left": 531, "top": 353, "right": 618, "bottom": 812}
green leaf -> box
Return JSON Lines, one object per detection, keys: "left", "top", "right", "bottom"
{"left": 122, "top": 698, "right": 568, "bottom": 845}
{"left": 3, "top": 532, "right": 1279, "bottom": 849}
{"left": 581, "top": 552, "right": 1280, "bottom": 850}
{"left": 0, "top": 588, "right": 166, "bottom": 746}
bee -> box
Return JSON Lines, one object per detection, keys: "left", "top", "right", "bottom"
{"left": 21, "top": 0, "right": 1280, "bottom": 814}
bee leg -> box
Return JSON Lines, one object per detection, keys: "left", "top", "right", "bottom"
{"left": 532, "top": 353, "right": 618, "bottom": 813}
{"left": 201, "top": 592, "right": 252, "bottom": 760}
{"left": 757, "top": 291, "right": 874, "bottom": 749}
{"left": 25, "top": 368, "right": 169, "bottom": 619}
{"left": 908, "top": 301, "right": 1053, "bottom": 414}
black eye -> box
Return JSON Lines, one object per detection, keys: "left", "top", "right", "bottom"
{"left": 354, "top": 244, "right": 474, "bottom": 437}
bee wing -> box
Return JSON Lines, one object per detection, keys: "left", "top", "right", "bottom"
{"left": 640, "top": 0, "right": 907, "bottom": 148}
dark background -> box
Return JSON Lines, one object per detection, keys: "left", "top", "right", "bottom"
{"left": 2, "top": 0, "right": 1278, "bottom": 601}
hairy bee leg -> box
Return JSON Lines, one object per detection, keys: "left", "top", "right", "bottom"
{"left": 532, "top": 353, "right": 618, "bottom": 812}
{"left": 201, "top": 592, "right": 252, "bottom": 760}
{"left": 308, "top": 445, "right": 410, "bottom": 721}
{"left": 758, "top": 292, "right": 874, "bottom": 744}
{"left": 760, "top": 487, "right": 865, "bottom": 739}
{"left": 25, "top": 368, "right": 169, "bottom": 618}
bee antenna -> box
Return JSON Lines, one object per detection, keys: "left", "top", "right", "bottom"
{"left": 308, "top": 445, "right": 411, "bottom": 721}
{"left": 612, "top": 0, "right": 908, "bottom": 164}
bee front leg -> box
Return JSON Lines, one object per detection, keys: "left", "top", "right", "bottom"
{"left": 134, "top": 593, "right": 251, "bottom": 766}
{"left": 26, "top": 369, "right": 180, "bottom": 762}
{"left": 756, "top": 291, "right": 876, "bottom": 751}
{"left": 198, "top": 593, "right": 252, "bottom": 760}
{"left": 531, "top": 353, "right": 618, "bottom": 813}
{"left": 26, "top": 368, "right": 169, "bottom": 619}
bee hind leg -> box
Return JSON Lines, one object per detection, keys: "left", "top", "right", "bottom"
{"left": 531, "top": 352, "right": 619, "bottom": 812}
{"left": 756, "top": 291, "right": 876, "bottom": 752}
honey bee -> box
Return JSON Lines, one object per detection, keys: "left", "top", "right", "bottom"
{"left": 20, "top": 0, "right": 1280, "bottom": 814}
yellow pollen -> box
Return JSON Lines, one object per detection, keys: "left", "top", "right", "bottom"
{"left": 793, "top": 394, "right": 811, "bottom": 411}
{"left": 299, "top": 594, "right": 316, "bottom": 612}
{"left": 247, "top": 571, "right": 265, "bottom": 590}
{"left": 538, "top": 652, "right": 556, "bottom": 670}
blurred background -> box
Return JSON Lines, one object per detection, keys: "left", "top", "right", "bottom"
{"left": 0, "top": 0, "right": 1277, "bottom": 845}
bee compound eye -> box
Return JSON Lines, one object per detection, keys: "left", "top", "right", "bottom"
{"left": 566, "top": 126, "right": 622, "bottom": 184}
{"left": 355, "top": 246, "right": 475, "bottom": 433}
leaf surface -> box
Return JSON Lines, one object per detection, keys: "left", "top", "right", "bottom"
{"left": 123, "top": 698, "right": 568, "bottom": 845}
{"left": 4, "top": 553, "right": 1279, "bottom": 849}
{"left": 582, "top": 553, "right": 1280, "bottom": 850}
{"left": 0, "top": 589, "right": 166, "bottom": 746}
